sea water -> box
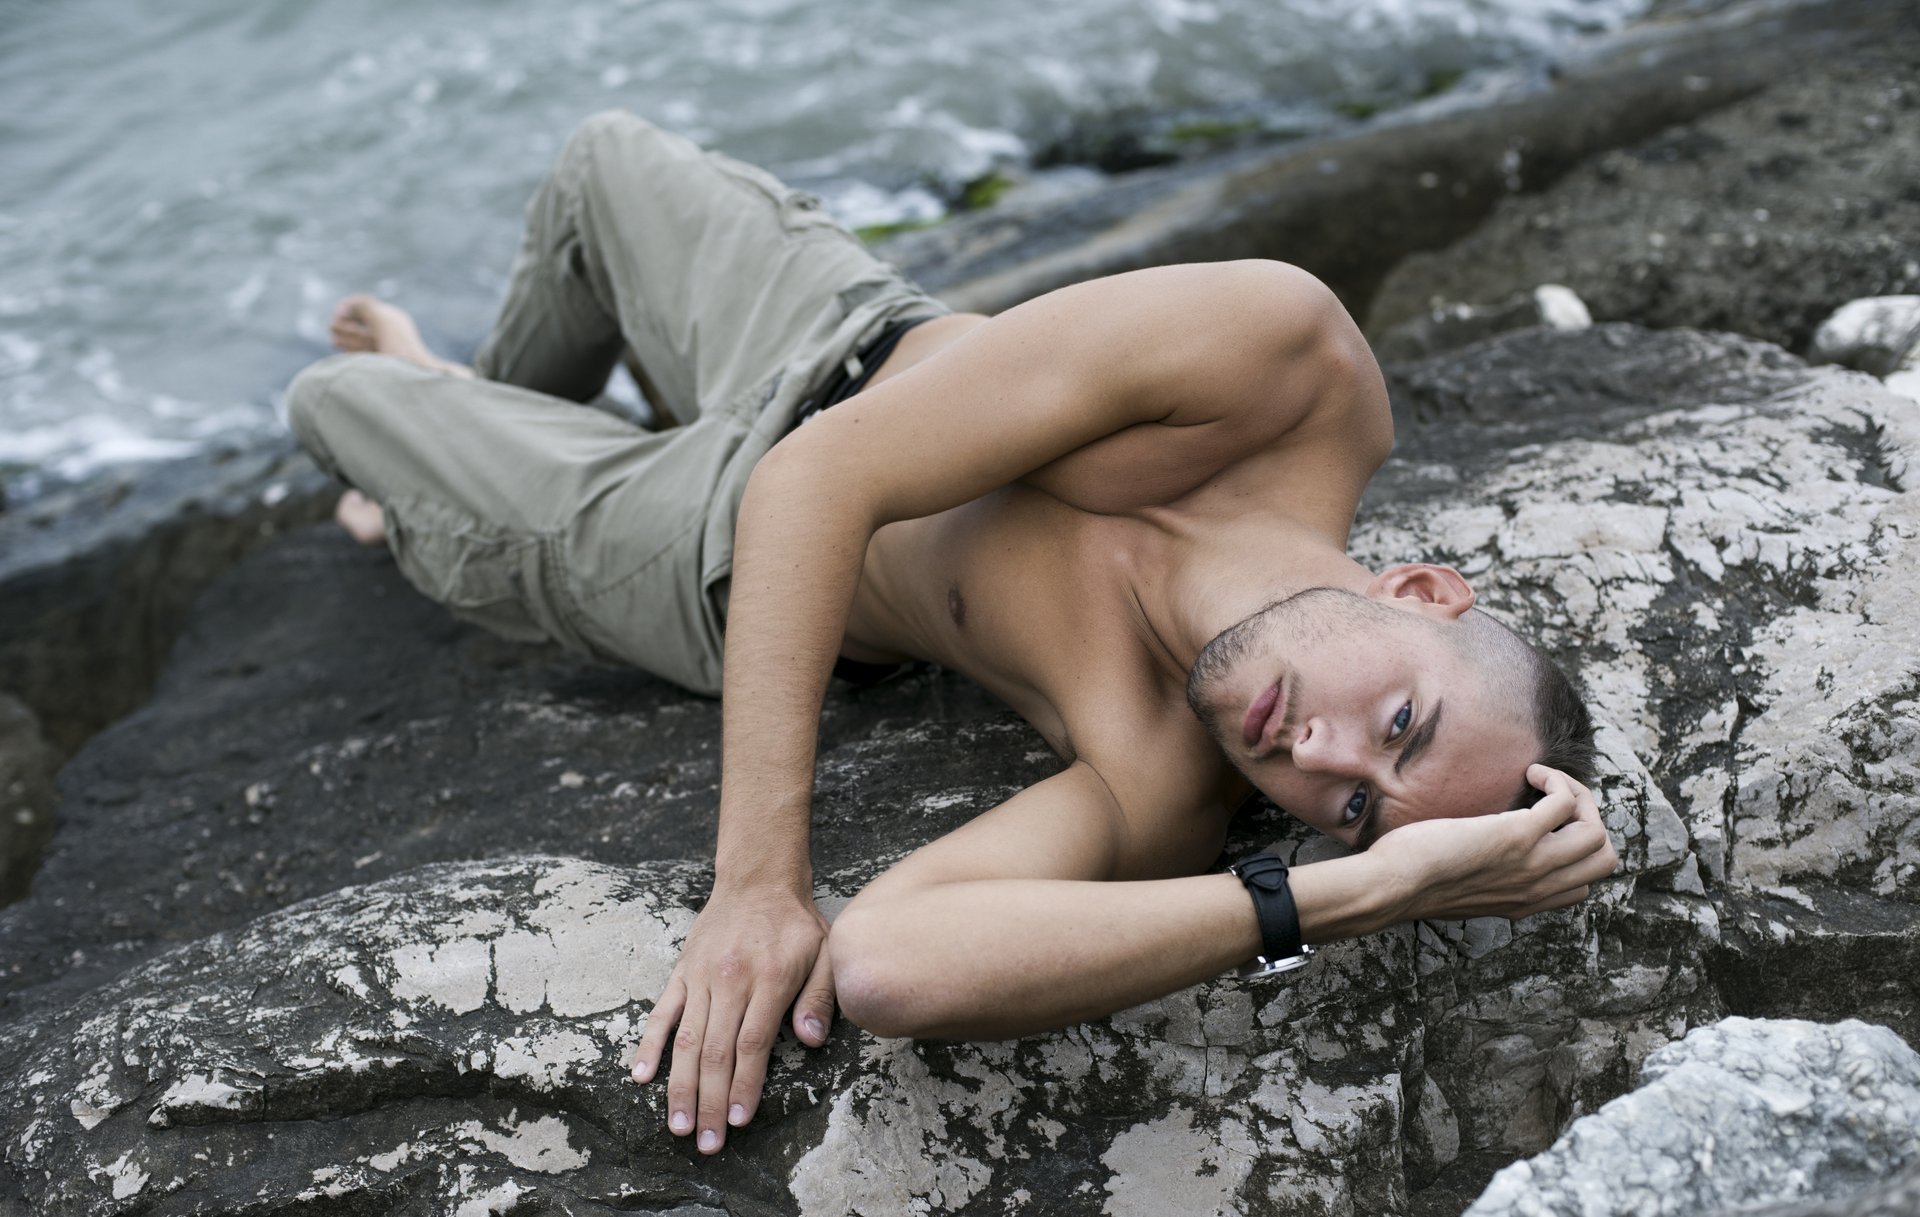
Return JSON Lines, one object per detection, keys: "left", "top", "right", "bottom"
{"left": 0, "top": 0, "right": 1651, "bottom": 501}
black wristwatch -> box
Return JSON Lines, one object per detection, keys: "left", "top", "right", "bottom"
{"left": 1228, "top": 851, "right": 1316, "bottom": 978}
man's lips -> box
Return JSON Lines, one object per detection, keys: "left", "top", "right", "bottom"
{"left": 1241, "top": 678, "right": 1285, "bottom": 750}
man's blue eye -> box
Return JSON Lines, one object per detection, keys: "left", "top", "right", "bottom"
{"left": 1343, "top": 789, "right": 1368, "bottom": 823}
{"left": 1391, "top": 703, "right": 1412, "bottom": 738}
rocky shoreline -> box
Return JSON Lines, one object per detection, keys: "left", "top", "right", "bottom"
{"left": 3, "top": 1, "right": 1917, "bottom": 1213}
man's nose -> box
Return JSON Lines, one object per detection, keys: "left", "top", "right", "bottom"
{"left": 1289, "top": 719, "right": 1364, "bottom": 774}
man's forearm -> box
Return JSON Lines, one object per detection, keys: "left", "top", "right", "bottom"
{"left": 830, "top": 853, "right": 1399, "bottom": 1040}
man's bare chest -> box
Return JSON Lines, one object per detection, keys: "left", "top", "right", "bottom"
{"left": 851, "top": 485, "right": 1170, "bottom": 758}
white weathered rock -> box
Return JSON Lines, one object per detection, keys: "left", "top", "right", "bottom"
{"left": 1885, "top": 365, "right": 1920, "bottom": 405}
{"left": 1464, "top": 1018, "right": 1920, "bottom": 1217}
{"left": 1533, "top": 284, "right": 1595, "bottom": 332}
{"left": 1811, "top": 296, "right": 1920, "bottom": 378}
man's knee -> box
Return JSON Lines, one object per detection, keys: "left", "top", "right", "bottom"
{"left": 563, "top": 109, "right": 661, "bottom": 178}
{"left": 284, "top": 352, "right": 407, "bottom": 474}
{"left": 284, "top": 353, "right": 361, "bottom": 463}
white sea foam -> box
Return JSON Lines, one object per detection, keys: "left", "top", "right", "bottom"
{"left": 0, "top": 415, "right": 202, "bottom": 476}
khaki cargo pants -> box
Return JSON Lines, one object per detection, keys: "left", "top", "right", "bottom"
{"left": 286, "top": 111, "right": 947, "bottom": 696}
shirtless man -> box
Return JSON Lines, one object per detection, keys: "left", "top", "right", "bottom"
{"left": 286, "top": 110, "right": 1613, "bottom": 1158}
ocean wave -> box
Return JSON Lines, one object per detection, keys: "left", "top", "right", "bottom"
{"left": 0, "top": 0, "right": 1652, "bottom": 501}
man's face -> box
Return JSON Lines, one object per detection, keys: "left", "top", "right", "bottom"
{"left": 1187, "top": 588, "right": 1538, "bottom": 848}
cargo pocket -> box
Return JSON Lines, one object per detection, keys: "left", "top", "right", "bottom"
{"left": 383, "top": 494, "right": 593, "bottom": 653}
{"left": 705, "top": 149, "right": 851, "bottom": 238}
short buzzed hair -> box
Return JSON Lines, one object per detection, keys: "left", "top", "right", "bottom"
{"left": 1456, "top": 608, "right": 1598, "bottom": 809}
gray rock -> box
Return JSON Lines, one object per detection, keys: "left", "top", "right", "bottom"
{"left": 2, "top": 324, "right": 1916, "bottom": 1213}
{"left": 1372, "top": 285, "right": 1592, "bottom": 365}
{"left": 1463, "top": 1018, "right": 1920, "bottom": 1217}
{"left": 0, "top": 855, "right": 1440, "bottom": 1214}
{"left": 1811, "top": 296, "right": 1920, "bottom": 378}
{"left": 0, "top": 695, "right": 57, "bottom": 906}
{"left": 1366, "top": 29, "right": 1920, "bottom": 355}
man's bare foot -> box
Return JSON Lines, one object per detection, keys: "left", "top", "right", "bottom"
{"left": 329, "top": 294, "right": 473, "bottom": 378}
{"left": 335, "top": 489, "right": 388, "bottom": 546}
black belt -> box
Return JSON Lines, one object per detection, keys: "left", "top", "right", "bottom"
{"left": 793, "top": 316, "right": 937, "bottom": 429}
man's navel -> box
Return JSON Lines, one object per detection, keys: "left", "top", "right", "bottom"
{"left": 947, "top": 583, "right": 967, "bottom": 628}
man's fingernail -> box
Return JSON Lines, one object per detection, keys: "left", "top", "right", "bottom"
{"left": 729, "top": 1103, "right": 747, "bottom": 1126}
{"left": 632, "top": 1061, "right": 652, "bottom": 1081}
{"left": 804, "top": 1015, "right": 826, "bottom": 1041}
{"left": 699, "top": 1129, "right": 720, "bottom": 1152}
{"left": 670, "top": 1110, "right": 692, "bottom": 1133}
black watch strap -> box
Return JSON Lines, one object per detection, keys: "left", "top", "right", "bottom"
{"left": 1230, "top": 851, "right": 1308, "bottom": 966}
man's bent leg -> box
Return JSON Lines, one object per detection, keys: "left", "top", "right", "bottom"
{"left": 472, "top": 110, "right": 942, "bottom": 429}
{"left": 286, "top": 352, "right": 728, "bottom": 691}
{"left": 468, "top": 123, "right": 628, "bottom": 406}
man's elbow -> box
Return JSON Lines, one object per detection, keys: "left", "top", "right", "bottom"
{"left": 828, "top": 907, "right": 948, "bottom": 1039}
{"left": 1245, "top": 261, "right": 1392, "bottom": 463}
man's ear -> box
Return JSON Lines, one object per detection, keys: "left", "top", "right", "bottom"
{"left": 1366, "top": 563, "right": 1476, "bottom": 620}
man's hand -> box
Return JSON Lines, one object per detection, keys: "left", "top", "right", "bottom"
{"left": 629, "top": 882, "right": 836, "bottom": 1153}
{"left": 1369, "top": 764, "right": 1619, "bottom": 923}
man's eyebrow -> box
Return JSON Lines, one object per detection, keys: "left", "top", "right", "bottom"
{"left": 1394, "top": 699, "right": 1444, "bottom": 780}
{"left": 1358, "top": 701, "right": 1444, "bottom": 852}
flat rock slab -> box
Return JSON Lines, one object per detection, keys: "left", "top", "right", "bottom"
{"left": 1, "top": 325, "right": 1917, "bottom": 1214}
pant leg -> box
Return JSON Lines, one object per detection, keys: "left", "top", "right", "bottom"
{"left": 472, "top": 109, "right": 928, "bottom": 427}
{"left": 286, "top": 353, "right": 730, "bottom": 691}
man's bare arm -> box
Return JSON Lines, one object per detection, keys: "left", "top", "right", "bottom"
{"left": 630, "top": 261, "right": 1365, "bottom": 1152}
{"left": 828, "top": 766, "right": 1617, "bottom": 1040}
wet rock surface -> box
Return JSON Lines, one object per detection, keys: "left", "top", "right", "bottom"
{"left": 1370, "top": 285, "right": 1593, "bottom": 365}
{"left": 1, "top": 324, "right": 1915, "bottom": 1214}
{"left": 0, "top": 695, "right": 58, "bottom": 906}
{"left": 1463, "top": 1018, "right": 1920, "bottom": 1217}
{"left": 0, "top": 439, "right": 333, "bottom": 757}
{"left": 1365, "top": 31, "right": 1920, "bottom": 356}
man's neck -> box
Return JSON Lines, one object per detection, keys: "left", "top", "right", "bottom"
{"left": 1124, "top": 506, "right": 1374, "bottom": 681}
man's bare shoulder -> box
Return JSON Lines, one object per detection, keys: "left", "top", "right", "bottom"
{"left": 960, "top": 263, "right": 1382, "bottom": 522}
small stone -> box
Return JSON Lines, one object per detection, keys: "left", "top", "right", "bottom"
{"left": 1809, "top": 296, "right": 1920, "bottom": 377}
